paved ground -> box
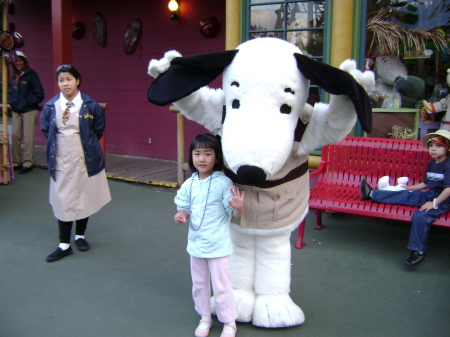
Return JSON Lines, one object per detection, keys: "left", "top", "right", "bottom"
{"left": 1, "top": 168, "right": 450, "bottom": 337}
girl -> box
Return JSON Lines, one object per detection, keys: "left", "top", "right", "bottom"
{"left": 174, "top": 133, "right": 244, "bottom": 337}
{"left": 41, "top": 65, "right": 111, "bottom": 262}
{"left": 361, "top": 129, "right": 450, "bottom": 268}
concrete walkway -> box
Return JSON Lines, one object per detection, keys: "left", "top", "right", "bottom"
{"left": 1, "top": 168, "right": 450, "bottom": 337}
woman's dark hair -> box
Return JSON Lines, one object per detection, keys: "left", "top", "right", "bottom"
{"left": 188, "top": 133, "right": 224, "bottom": 173}
{"left": 10, "top": 56, "right": 31, "bottom": 75}
{"left": 55, "top": 64, "right": 82, "bottom": 88}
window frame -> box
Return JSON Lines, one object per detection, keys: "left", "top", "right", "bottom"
{"left": 243, "top": 1, "right": 330, "bottom": 62}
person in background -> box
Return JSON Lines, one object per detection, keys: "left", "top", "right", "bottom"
{"left": 9, "top": 51, "right": 44, "bottom": 174}
{"left": 421, "top": 68, "right": 450, "bottom": 130}
{"left": 360, "top": 129, "right": 450, "bottom": 268}
{"left": 40, "top": 65, "right": 111, "bottom": 262}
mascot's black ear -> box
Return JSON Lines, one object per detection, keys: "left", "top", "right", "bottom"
{"left": 147, "top": 50, "right": 239, "bottom": 106}
{"left": 294, "top": 53, "right": 372, "bottom": 133}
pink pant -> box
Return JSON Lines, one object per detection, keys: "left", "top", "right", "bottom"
{"left": 190, "top": 255, "right": 237, "bottom": 324}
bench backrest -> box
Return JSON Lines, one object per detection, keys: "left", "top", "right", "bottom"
{"left": 319, "top": 136, "right": 430, "bottom": 188}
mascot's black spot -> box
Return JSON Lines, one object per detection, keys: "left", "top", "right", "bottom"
{"left": 284, "top": 88, "right": 295, "bottom": 95}
{"left": 232, "top": 99, "right": 240, "bottom": 109}
{"left": 280, "top": 104, "right": 291, "bottom": 114}
{"left": 231, "top": 81, "right": 240, "bottom": 87}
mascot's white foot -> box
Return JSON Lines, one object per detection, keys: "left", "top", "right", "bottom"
{"left": 234, "top": 289, "right": 256, "bottom": 323}
{"left": 210, "top": 289, "right": 255, "bottom": 323}
{"left": 252, "top": 293, "right": 305, "bottom": 328}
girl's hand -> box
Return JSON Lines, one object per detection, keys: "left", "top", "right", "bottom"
{"left": 174, "top": 211, "right": 188, "bottom": 224}
{"left": 229, "top": 186, "right": 245, "bottom": 217}
{"left": 419, "top": 201, "right": 433, "bottom": 212}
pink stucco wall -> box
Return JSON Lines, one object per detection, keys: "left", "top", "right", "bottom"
{"left": 10, "top": 0, "right": 226, "bottom": 160}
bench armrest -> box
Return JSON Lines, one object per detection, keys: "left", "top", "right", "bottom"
{"left": 310, "top": 161, "right": 325, "bottom": 179}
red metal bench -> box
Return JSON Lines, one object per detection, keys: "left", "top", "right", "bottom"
{"left": 295, "top": 136, "right": 450, "bottom": 249}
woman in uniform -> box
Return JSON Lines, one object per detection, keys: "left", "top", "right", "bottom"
{"left": 41, "top": 65, "right": 111, "bottom": 262}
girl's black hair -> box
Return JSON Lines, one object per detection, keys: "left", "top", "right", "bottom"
{"left": 55, "top": 64, "right": 82, "bottom": 88}
{"left": 188, "top": 133, "right": 224, "bottom": 173}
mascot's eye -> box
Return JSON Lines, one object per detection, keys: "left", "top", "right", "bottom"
{"left": 280, "top": 104, "right": 291, "bottom": 114}
{"left": 232, "top": 99, "right": 240, "bottom": 109}
{"left": 284, "top": 88, "right": 295, "bottom": 95}
{"left": 231, "top": 81, "right": 240, "bottom": 87}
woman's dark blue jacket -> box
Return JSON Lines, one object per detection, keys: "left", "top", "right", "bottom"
{"left": 8, "top": 69, "right": 45, "bottom": 113}
{"left": 40, "top": 93, "right": 106, "bottom": 181}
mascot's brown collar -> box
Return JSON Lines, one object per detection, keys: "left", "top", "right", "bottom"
{"left": 224, "top": 161, "right": 308, "bottom": 189}
{"left": 224, "top": 117, "right": 308, "bottom": 189}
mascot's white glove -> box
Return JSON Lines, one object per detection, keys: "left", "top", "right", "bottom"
{"left": 148, "top": 50, "right": 182, "bottom": 79}
{"left": 339, "top": 59, "right": 375, "bottom": 92}
{"left": 299, "top": 60, "right": 375, "bottom": 155}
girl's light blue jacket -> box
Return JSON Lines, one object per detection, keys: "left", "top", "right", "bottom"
{"left": 175, "top": 171, "right": 234, "bottom": 258}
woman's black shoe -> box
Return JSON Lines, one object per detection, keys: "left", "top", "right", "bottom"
{"left": 19, "top": 166, "right": 33, "bottom": 174}
{"left": 75, "top": 238, "right": 90, "bottom": 251}
{"left": 46, "top": 246, "right": 73, "bottom": 262}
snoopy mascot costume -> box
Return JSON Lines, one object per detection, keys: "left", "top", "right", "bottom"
{"left": 147, "top": 37, "right": 374, "bottom": 328}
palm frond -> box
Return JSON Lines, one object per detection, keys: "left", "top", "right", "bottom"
{"left": 366, "top": 14, "right": 448, "bottom": 57}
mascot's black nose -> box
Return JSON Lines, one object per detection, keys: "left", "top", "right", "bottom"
{"left": 237, "top": 165, "right": 266, "bottom": 185}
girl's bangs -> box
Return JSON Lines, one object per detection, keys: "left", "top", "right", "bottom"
{"left": 194, "top": 138, "right": 215, "bottom": 150}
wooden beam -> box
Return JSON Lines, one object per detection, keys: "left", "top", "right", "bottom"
{"left": 177, "top": 112, "right": 185, "bottom": 186}
{"left": 51, "top": 0, "right": 72, "bottom": 94}
{"left": 2, "top": 1, "right": 9, "bottom": 184}
{"left": 330, "top": 0, "right": 354, "bottom": 68}
{"left": 226, "top": 0, "right": 240, "bottom": 50}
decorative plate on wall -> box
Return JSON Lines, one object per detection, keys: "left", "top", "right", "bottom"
{"left": 0, "top": 31, "right": 14, "bottom": 50}
{"left": 123, "top": 18, "right": 142, "bottom": 55}
{"left": 11, "top": 31, "right": 24, "bottom": 48}
{"left": 200, "top": 17, "right": 220, "bottom": 38}
{"left": 72, "top": 21, "right": 85, "bottom": 39}
{"left": 93, "top": 12, "right": 107, "bottom": 47}
{"left": 3, "top": 49, "right": 17, "bottom": 64}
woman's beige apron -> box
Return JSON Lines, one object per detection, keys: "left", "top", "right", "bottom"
{"left": 49, "top": 101, "right": 111, "bottom": 221}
